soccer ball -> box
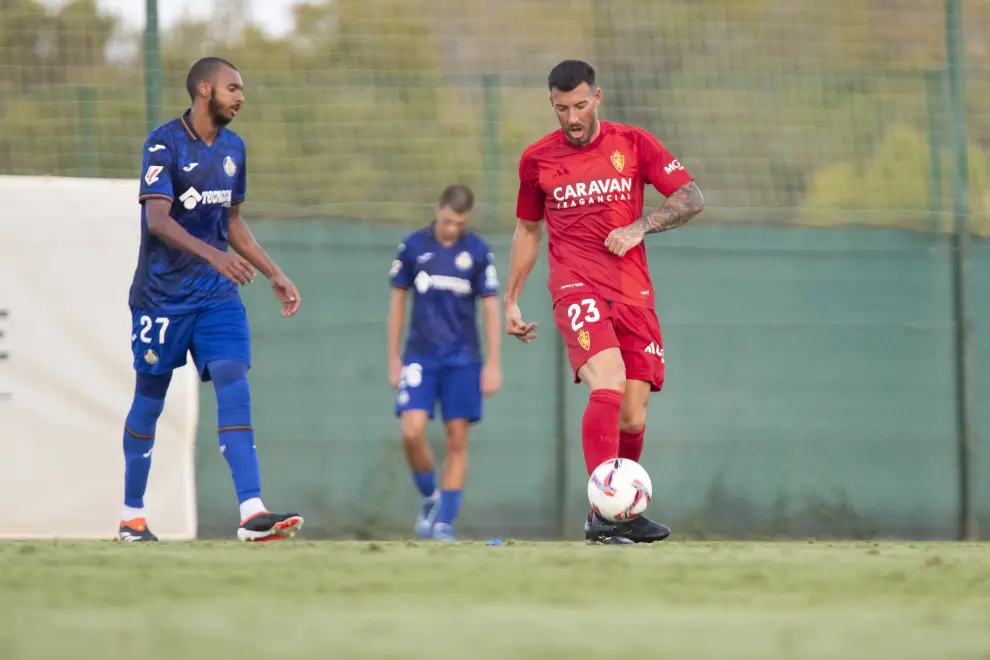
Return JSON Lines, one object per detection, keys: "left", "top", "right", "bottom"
{"left": 587, "top": 458, "right": 653, "bottom": 522}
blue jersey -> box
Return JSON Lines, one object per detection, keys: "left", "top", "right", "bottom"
{"left": 131, "top": 109, "right": 247, "bottom": 313}
{"left": 390, "top": 226, "right": 498, "bottom": 367}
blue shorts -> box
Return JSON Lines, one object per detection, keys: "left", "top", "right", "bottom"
{"left": 130, "top": 299, "right": 250, "bottom": 382}
{"left": 394, "top": 362, "right": 483, "bottom": 423}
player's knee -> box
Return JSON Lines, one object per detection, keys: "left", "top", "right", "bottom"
{"left": 619, "top": 406, "right": 647, "bottom": 434}
{"left": 128, "top": 373, "right": 169, "bottom": 435}
{"left": 444, "top": 422, "right": 470, "bottom": 455}
{"left": 579, "top": 349, "right": 626, "bottom": 391}
{"left": 400, "top": 416, "right": 428, "bottom": 447}
{"left": 126, "top": 394, "right": 165, "bottom": 430}
{"left": 208, "top": 359, "right": 250, "bottom": 387}
{"left": 402, "top": 429, "right": 427, "bottom": 448}
{"left": 135, "top": 371, "right": 172, "bottom": 400}
{"left": 619, "top": 379, "right": 650, "bottom": 433}
{"left": 209, "top": 360, "right": 251, "bottom": 428}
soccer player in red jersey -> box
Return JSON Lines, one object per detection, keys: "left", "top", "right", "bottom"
{"left": 505, "top": 60, "right": 705, "bottom": 544}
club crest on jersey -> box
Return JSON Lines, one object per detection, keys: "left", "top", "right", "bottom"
{"left": 577, "top": 329, "right": 591, "bottom": 351}
{"left": 143, "top": 349, "right": 159, "bottom": 365}
{"left": 223, "top": 156, "right": 237, "bottom": 177}
{"left": 455, "top": 251, "right": 473, "bottom": 271}
{"left": 610, "top": 150, "right": 625, "bottom": 173}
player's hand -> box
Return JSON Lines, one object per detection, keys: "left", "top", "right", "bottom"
{"left": 270, "top": 272, "right": 301, "bottom": 317}
{"left": 389, "top": 357, "right": 403, "bottom": 389}
{"left": 604, "top": 224, "right": 646, "bottom": 257}
{"left": 209, "top": 250, "right": 256, "bottom": 286}
{"left": 481, "top": 362, "right": 502, "bottom": 397}
{"left": 505, "top": 303, "right": 538, "bottom": 343}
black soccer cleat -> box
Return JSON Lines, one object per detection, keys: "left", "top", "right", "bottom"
{"left": 119, "top": 518, "right": 159, "bottom": 542}
{"left": 237, "top": 511, "right": 304, "bottom": 542}
{"left": 585, "top": 512, "right": 635, "bottom": 545}
{"left": 626, "top": 514, "right": 671, "bottom": 543}
{"left": 584, "top": 511, "right": 671, "bottom": 544}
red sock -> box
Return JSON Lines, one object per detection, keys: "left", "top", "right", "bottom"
{"left": 619, "top": 427, "right": 645, "bottom": 462}
{"left": 582, "top": 389, "right": 623, "bottom": 474}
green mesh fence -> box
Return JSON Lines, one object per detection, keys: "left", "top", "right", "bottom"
{"left": 2, "top": 0, "right": 990, "bottom": 231}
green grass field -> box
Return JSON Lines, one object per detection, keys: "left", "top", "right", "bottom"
{"left": 0, "top": 540, "right": 988, "bottom": 659}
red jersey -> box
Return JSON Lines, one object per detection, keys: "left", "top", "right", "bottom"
{"left": 515, "top": 121, "right": 693, "bottom": 309}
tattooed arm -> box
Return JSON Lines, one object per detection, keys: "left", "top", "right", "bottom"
{"left": 604, "top": 181, "right": 705, "bottom": 256}
{"left": 638, "top": 181, "right": 705, "bottom": 234}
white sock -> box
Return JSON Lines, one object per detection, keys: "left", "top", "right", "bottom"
{"left": 121, "top": 506, "right": 145, "bottom": 521}
{"left": 239, "top": 497, "right": 266, "bottom": 521}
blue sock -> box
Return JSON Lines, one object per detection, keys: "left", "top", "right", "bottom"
{"left": 412, "top": 471, "right": 436, "bottom": 498}
{"left": 210, "top": 359, "right": 261, "bottom": 504}
{"left": 435, "top": 489, "right": 462, "bottom": 527}
{"left": 122, "top": 394, "right": 166, "bottom": 509}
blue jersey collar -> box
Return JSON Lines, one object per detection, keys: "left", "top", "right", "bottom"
{"left": 179, "top": 108, "right": 223, "bottom": 142}
{"left": 428, "top": 221, "right": 467, "bottom": 248}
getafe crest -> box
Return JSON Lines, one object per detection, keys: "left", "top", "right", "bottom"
{"left": 455, "top": 251, "right": 473, "bottom": 271}
{"left": 223, "top": 156, "right": 237, "bottom": 177}
{"left": 610, "top": 150, "right": 625, "bottom": 173}
{"left": 577, "top": 329, "right": 591, "bottom": 351}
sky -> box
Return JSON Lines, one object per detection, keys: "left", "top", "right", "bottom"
{"left": 39, "top": 0, "right": 307, "bottom": 36}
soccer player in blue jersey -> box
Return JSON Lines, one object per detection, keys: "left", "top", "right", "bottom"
{"left": 387, "top": 185, "right": 502, "bottom": 542}
{"left": 119, "top": 57, "right": 304, "bottom": 542}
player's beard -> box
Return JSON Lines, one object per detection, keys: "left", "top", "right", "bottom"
{"left": 209, "top": 90, "right": 234, "bottom": 127}
{"left": 567, "top": 116, "right": 599, "bottom": 145}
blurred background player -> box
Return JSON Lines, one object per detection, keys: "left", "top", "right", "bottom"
{"left": 387, "top": 184, "right": 502, "bottom": 542}
{"left": 504, "top": 60, "right": 705, "bottom": 544}
{"left": 122, "top": 57, "right": 304, "bottom": 542}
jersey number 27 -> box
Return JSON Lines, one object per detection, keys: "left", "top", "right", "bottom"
{"left": 138, "top": 315, "right": 170, "bottom": 344}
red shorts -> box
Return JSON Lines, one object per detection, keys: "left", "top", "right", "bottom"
{"left": 552, "top": 293, "right": 665, "bottom": 392}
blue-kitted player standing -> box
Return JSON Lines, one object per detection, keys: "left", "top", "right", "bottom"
{"left": 120, "top": 57, "right": 304, "bottom": 542}
{"left": 387, "top": 185, "right": 502, "bottom": 541}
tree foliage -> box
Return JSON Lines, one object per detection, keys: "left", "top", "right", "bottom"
{"left": 803, "top": 124, "right": 990, "bottom": 235}
{"left": 0, "top": 0, "right": 988, "bottom": 230}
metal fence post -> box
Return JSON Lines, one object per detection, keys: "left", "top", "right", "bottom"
{"left": 945, "top": 0, "right": 977, "bottom": 541}
{"left": 144, "top": 0, "right": 163, "bottom": 132}
{"left": 553, "top": 335, "right": 568, "bottom": 539}
{"left": 924, "top": 69, "right": 945, "bottom": 232}
{"left": 482, "top": 74, "right": 500, "bottom": 231}
{"left": 75, "top": 85, "right": 96, "bottom": 176}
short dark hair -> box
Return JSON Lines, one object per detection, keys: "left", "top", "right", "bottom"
{"left": 548, "top": 60, "right": 596, "bottom": 92}
{"left": 438, "top": 184, "right": 474, "bottom": 214}
{"left": 185, "top": 57, "right": 238, "bottom": 102}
